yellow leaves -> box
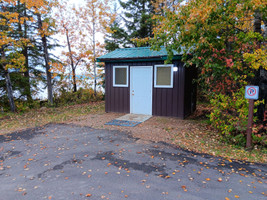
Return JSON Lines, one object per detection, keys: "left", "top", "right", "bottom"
{"left": 1, "top": 0, "right": 51, "bottom": 71}
{"left": 187, "top": 1, "right": 217, "bottom": 24}
{"left": 38, "top": 21, "right": 53, "bottom": 37}
{"left": 243, "top": 49, "right": 267, "bottom": 70}
{"left": 3, "top": 52, "right": 26, "bottom": 71}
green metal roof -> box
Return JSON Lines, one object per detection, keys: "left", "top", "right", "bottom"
{"left": 97, "top": 47, "right": 182, "bottom": 62}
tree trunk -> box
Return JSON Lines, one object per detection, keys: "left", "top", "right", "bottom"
{"left": 37, "top": 14, "right": 53, "bottom": 104}
{"left": 253, "top": 9, "right": 266, "bottom": 122}
{"left": 18, "top": 1, "right": 32, "bottom": 102}
{"left": 263, "top": 19, "right": 267, "bottom": 38}
{"left": 1, "top": 48, "right": 16, "bottom": 112}
{"left": 93, "top": 19, "right": 97, "bottom": 95}
{"left": 23, "top": 6, "right": 32, "bottom": 103}
{"left": 254, "top": 10, "right": 261, "bottom": 34}
{"left": 4, "top": 70, "right": 16, "bottom": 112}
{"left": 72, "top": 67, "right": 76, "bottom": 93}
{"left": 65, "top": 27, "right": 77, "bottom": 92}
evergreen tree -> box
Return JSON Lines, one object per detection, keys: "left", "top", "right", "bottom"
{"left": 36, "top": 12, "right": 57, "bottom": 104}
{"left": 105, "top": 0, "right": 154, "bottom": 50}
{"left": 0, "top": 0, "right": 58, "bottom": 111}
{"left": 104, "top": 18, "right": 126, "bottom": 52}
{"left": 104, "top": 3, "right": 127, "bottom": 52}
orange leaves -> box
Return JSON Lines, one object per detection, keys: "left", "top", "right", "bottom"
{"left": 49, "top": 62, "right": 65, "bottom": 79}
{"left": 38, "top": 21, "right": 53, "bottom": 37}
{"left": 186, "top": 0, "right": 217, "bottom": 25}
{"left": 54, "top": 0, "right": 111, "bottom": 86}
{"left": 181, "top": 185, "right": 187, "bottom": 192}
{"left": 1, "top": 0, "right": 51, "bottom": 71}
{"left": 217, "top": 177, "right": 223, "bottom": 182}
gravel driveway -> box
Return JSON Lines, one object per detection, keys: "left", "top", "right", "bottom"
{"left": 0, "top": 123, "right": 266, "bottom": 200}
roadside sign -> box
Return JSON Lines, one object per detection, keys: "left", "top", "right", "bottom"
{"left": 245, "top": 86, "right": 259, "bottom": 100}
{"left": 244, "top": 85, "right": 259, "bottom": 149}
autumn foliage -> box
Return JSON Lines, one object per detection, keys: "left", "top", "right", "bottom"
{"left": 1, "top": 0, "right": 114, "bottom": 111}
{"left": 1, "top": 0, "right": 56, "bottom": 111}
{"left": 145, "top": 0, "right": 267, "bottom": 146}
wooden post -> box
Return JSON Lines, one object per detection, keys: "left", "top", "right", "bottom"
{"left": 246, "top": 99, "right": 254, "bottom": 149}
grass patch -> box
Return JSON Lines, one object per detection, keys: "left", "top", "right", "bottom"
{"left": 171, "top": 119, "right": 266, "bottom": 163}
{"left": 0, "top": 101, "right": 105, "bottom": 135}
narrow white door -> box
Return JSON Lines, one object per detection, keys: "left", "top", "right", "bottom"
{"left": 130, "top": 66, "right": 153, "bottom": 115}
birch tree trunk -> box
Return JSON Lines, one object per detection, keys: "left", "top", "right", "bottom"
{"left": 93, "top": 19, "right": 97, "bottom": 95}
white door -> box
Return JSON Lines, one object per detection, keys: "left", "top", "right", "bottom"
{"left": 130, "top": 66, "right": 153, "bottom": 115}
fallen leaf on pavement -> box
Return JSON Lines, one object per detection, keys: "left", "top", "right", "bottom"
{"left": 181, "top": 185, "right": 187, "bottom": 192}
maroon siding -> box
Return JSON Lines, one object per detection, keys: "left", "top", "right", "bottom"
{"left": 152, "top": 61, "right": 185, "bottom": 118}
{"left": 104, "top": 60, "right": 194, "bottom": 119}
{"left": 105, "top": 62, "right": 129, "bottom": 113}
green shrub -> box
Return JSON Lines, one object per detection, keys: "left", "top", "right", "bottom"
{"left": 54, "top": 88, "right": 104, "bottom": 106}
{"left": 209, "top": 88, "right": 265, "bottom": 146}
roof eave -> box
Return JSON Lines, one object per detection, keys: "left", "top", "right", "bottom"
{"left": 97, "top": 55, "right": 182, "bottom": 62}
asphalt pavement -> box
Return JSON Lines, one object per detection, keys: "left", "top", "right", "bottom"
{"left": 0, "top": 123, "right": 266, "bottom": 200}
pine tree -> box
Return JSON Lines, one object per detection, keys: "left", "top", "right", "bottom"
{"left": 0, "top": 0, "right": 57, "bottom": 111}
{"left": 104, "top": 18, "right": 126, "bottom": 52}
{"left": 114, "top": 0, "right": 154, "bottom": 48}
{"left": 104, "top": 3, "right": 127, "bottom": 52}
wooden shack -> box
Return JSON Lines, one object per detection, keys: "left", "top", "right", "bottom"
{"left": 97, "top": 47, "right": 197, "bottom": 119}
